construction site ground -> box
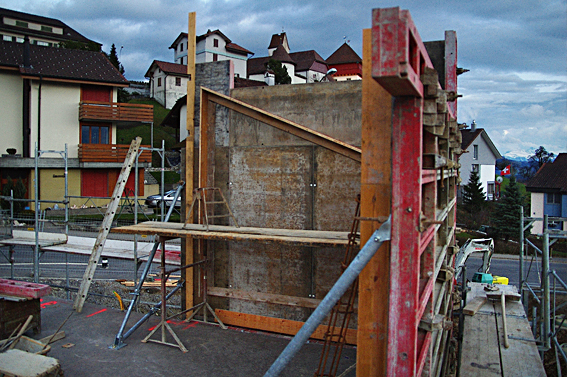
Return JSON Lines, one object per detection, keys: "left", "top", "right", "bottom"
{"left": 23, "top": 295, "right": 357, "bottom": 377}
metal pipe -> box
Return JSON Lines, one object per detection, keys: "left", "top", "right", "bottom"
{"left": 520, "top": 206, "right": 525, "bottom": 308}
{"left": 542, "top": 215, "right": 551, "bottom": 350}
{"left": 34, "top": 143, "right": 39, "bottom": 283}
{"left": 264, "top": 217, "right": 391, "bottom": 377}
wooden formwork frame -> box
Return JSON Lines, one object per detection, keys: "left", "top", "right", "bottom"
{"left": 359, "top": 7, "right": 460, "bottom": 376}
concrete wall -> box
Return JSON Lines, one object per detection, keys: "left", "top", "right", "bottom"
{"left": 209, "top": 81, "right": 361, "bottom": 321}
{"left": 0, "top": 71, "right": 23, "bottom": 156}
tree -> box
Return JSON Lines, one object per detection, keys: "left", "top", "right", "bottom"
{"left": 59, "top": 40, "right": 101, "bottom": 52}
{"left": 462, "top": 170, "right": 486, "bottom": 213}
{"left": 108, "top": 44, "right": 125, "bottom": 75}
{"left": 528, "top": 146, "right": 555, "bottom": 168}
{"left": 266, "top": 59, "right": 291, "bottom": 85}
{"left": 493, "top": 176, "right": 528, "bottom": 241}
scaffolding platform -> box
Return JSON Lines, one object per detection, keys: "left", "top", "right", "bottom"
{"left": 0, "top": 230, "right": 180, "bottom": 265}
{"left": 111, "top": 221, "right": 350, "bottom": 247}
{"left": 460, "top": 283, "right": 546, "bottom": 376}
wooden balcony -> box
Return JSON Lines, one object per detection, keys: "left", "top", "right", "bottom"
{"left": 79, "top": 101, "right": 154, "bottom": 124}
{"left": 78, "top": 144, "right": 152, "bottom": 163}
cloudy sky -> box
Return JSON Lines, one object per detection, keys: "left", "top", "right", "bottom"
{"left": 3, "top": 0, "right": 566, "bottom": 158}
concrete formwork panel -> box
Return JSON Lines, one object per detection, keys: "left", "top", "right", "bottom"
{"left": 207, "top": 81, "right": 362, "bottom": 321}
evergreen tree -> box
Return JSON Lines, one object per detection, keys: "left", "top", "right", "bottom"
{"left": 266, "top": 59, "right": 291, "bottom": 85}
{"left": 108, "top": 44, "right": 125, "bottom": 75}
{"left": 462, "top": 170, "right": 486, "bottom": 213}
{"left": 493, "top": 176, "right": 528, "bottom": 241}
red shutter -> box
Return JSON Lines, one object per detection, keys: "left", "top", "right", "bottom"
{"left": 82, "top": 85, "right": 111, "bottom": 102}
{"left": 81, "top": 170, "right": 108, "bottom": 197}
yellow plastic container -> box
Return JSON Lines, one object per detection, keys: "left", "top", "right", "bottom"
{"left": 492, "top": 275, "right": 509, "bottom": 285}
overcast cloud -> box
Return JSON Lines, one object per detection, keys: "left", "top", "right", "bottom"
{"left": 3, "top": 0, "right": 566, "bottom": 158}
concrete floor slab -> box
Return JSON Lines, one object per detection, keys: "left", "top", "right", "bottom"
{"left": 28, "top": 296, "right": 356, "bottom": 377}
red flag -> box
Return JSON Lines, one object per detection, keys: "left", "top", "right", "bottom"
{"left": 500, "top": 165, "right": 511, "bottom": 176}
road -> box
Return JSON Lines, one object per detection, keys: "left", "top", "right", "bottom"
{"left": 464, "top": 254, "right": 567, "bottom": 289}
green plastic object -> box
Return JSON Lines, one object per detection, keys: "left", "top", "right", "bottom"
{"left": 472, "top": 272, "right": 493, "bottom": 284}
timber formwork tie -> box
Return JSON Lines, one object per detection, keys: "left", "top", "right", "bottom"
{"left": 183, "top": 187, "right": 239, "bottom": 230}
{"left": 315, "top": 196, "right": 361, "bottom": 377}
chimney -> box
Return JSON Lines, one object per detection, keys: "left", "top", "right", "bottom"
{"left": 23, "top": 36, "right": 31, "bottom": 68}
{"left": 471, "top": 120, "right": 476, "bottom": 132}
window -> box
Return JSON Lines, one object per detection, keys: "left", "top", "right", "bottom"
{"left": 473, "top": 145, "right": 478, "bottom": 160}
{"left": 37, "top": 41, "right": 51, "bottom": 47}
{"left": 487, "top": 182, "right": 495, "bottom": 195}
{"left": 157, "top": 77, "right": 162, "bottom": 87}
{"left": 15, "top": 20, "right": 28, "bottom": 28}
{"left": 213, "top": 53, "right": 218, "bottom": 62}
{"left": 472, "top": 164, "right": 479, "bottom": 173}
{"left": 547, "top": 193, "right": 561, "bottom": 204}
{"left": 213, "top": 38, "right": 219, "bottom": 47}
{"left": 175, "top": 77, "right": 181, "bottom": 86}
{"left": 180, "top": 43, "right": 183, "bottom": 52}
{"left": 41, "top": 25, "right": 53, "bottom": 32}
{"left": 3, "top": 35, "right": 13, "bottom": 42}
{"left": 81, "top": 124, "right": 110, "bottom": 144}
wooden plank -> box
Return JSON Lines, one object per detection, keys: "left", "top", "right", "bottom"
{"left": 460, "top": 312, "right": 502, "bottom": 376}
{"left": 463, "top": 296, "right": 487, "bottom": 316}
{"left": 184, "top": 11, "right": 197, "bottom": 319}
{"left": 112, "top": 223, "right": 349, "bottom": 247}
{"left": 207, "top": 287, "right": 322, "bottom": 309}
{"left": 214, "top": 309, "right": 357, "bottom": 345}
{"left": 115, "top": 221, "right": 349, "bottom": 240}
{"left": 39, "top": 331, "right": 65, "bottom": 345}
{"left": 357, "top": 28, "right": 393, "bottom": 377}
{"left": 494, "top": 299, "right": 546, "bottom": 377}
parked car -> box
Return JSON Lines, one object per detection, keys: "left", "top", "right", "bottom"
{"left": 145, "top": 190, "right": 181, "bottom": 208}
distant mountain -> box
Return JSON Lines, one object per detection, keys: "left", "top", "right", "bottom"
{"left": 501, "top": 151, "right": 529, "bottom": 161}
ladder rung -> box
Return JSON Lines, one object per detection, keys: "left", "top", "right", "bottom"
{"left": 208, "top": 214, "right": 231, "bottom": 218}
{"left": 204, "top": 201, "right": 226, "bottom": 205}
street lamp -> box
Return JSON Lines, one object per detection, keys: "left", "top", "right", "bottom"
{"left": 320, "top": 68, "right": 337, "bottom": 82}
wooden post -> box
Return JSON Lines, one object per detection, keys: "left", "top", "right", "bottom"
{"left": 357, "top": 28, "right": 392, "bottom": 376}
{"left": 183, "top": 12, "right": 196, "bottom": 317}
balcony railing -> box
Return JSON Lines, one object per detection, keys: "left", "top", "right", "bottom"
{"left": 78, "top": 144, "right": 152, "bottom": 163}
{"left": 79, "top": 101, "right": 154, "bottom": 123}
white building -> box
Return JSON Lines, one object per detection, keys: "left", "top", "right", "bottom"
{"left": 247, "top": 32, "right": 330, "bottom": 85}
{"left": 459, "top": 122, "right": 502, "bottom": 200}
{"left": 169, "top": 30, "right": 252, "bottom": 78}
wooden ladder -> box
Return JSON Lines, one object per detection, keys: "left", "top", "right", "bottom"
{"left": 73, "top": 137, "right": 142, "bottom": 313}
{"left": 183, "top": 187, "right": 239, "bottom": 230}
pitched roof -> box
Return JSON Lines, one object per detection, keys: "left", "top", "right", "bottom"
{"left": 526, "top": 153, "right": 567, "bottom": 193}
{"left": 169, "top": 30, "right": 252, "bottom": 55}
{"left": 145, "top": 60, "right": 189, "bottom": 78}
{"left": 290, "top": 50, "right": 326, "bottom": 72}
{"left": 0, "top": 7, "right": 101, "bottom": 48}
{"left": 460, "top": 127, "right": 502, "bottom": 159}
{"left": 0, "top": 39, "right": 127, "bottom": 85}
{"left": 268, "top": 32, "right": 289, "bottom": 50}
{"left": 326, "top": 43, "right": 361, "bottom": 65}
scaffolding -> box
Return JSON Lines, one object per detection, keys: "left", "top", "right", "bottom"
{"left": 520, "top": 210, "right": 567, "bottom": 375}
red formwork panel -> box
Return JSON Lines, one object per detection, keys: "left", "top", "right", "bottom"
{"left": 371, "top": 6, "right": 459, "bottom": 377}
{"left": 0, "top": 279, "right": 51, "bottom": 299}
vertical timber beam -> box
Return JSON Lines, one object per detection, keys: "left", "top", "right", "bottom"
{"left": 357, "top": 28, "right": 392, "bottom": 376}
{"left": 183, "top": 11, "right": 196, "bottom": 317}
{"left": 444, "top": 31, "right": 457, "bottom": 118}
